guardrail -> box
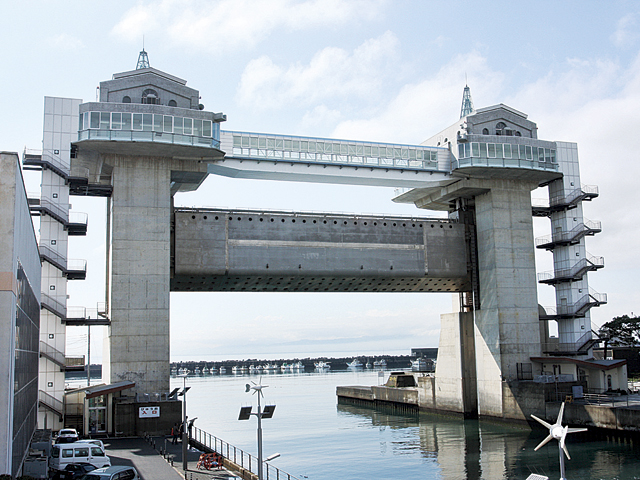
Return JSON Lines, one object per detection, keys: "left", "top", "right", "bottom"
{"left": 191, "top": 426, "right": 300, "bottom": 480}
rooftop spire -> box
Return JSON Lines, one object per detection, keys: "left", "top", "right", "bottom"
{"left": 460, "top": 83, "right": 474, "bottom": 118}
{"left": 136, "top": 38, "right": 150, "bottom": 69}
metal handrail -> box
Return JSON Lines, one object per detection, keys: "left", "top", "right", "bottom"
{"left": 535, "top": 219, "right": 602, "bottom": 247}
{"left": 191, "top": 426, "right": 301, "bottom": 480}
{"left": 540, "top": 289, "right": 607, "bottom": 318}
{"left": 39, "top": 390, "right": 64, "bottom": 417}
{"left": 40, "top": 340, "right": 66, "bottom": 368}
{"left": 78, "top": 128, "right": 221, "bottom": 150}
{"left": 537, "top": 253, "right": 604, "bottom": 282}
{"left": 41, "top": 292, "right": 67, "bottom": 319}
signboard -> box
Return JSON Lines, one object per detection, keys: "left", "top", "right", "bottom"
{"left": 139, "top": 406, "right": 160, "bottom": 418}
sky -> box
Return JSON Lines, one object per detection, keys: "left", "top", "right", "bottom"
{"left": 2, "top": 0, "right": 640, "bottom": 363}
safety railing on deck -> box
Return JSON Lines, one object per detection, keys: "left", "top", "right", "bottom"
{"left": 191, "top": 426, "right": 301, "bottom": 480}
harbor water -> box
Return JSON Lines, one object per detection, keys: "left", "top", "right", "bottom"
{"left": 169, "top": 368, "right": 640, "bottom": 480}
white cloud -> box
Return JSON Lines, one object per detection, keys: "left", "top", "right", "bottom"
{"left": 330, "top": 51, "right": 505, "bottom": 143}
{"left": 611, "top": 13, "right": 640, "bottom": 48}
{"left": 111, "top": 0, "right": 386, "bottom": 52}
{"left": 236, "top": 30, "right": 400, "bottom": 110}
{"left": 47, "top": 33, "right": 84, "bottom": 51}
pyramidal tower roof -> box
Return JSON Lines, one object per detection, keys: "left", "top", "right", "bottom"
{"left": 460, "top": 84, "right": 474, "bottom": 118}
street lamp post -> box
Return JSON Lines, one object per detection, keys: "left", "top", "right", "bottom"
{"left": 178, "top": 374, "right": 190, "bottom": 472}
{"left": 239, "top": 381, "right": 276, "bottom": 480}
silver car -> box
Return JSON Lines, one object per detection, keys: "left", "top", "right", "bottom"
{"left": 79, "top": 465, "right": 139, "bottom": 480}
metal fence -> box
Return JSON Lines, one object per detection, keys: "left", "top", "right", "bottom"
{"left": 191, "top": 426, "right": 300, "bottom": 480}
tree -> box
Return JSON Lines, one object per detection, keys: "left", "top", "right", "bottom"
{"left": 598, "top": 315, "right": 640, "bottom": 353}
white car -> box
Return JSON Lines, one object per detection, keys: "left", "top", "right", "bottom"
{"left": 55, "top": 428, "right": 79, "bottom": 444}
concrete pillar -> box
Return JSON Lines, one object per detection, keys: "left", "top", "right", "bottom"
{"left": 104, "top": 154, "right": 173, "bottom": 396}
{"left": 473, "top": 179, "right": 541, "bottom": 417}
{"left": 435, "top": 311, "right": 477, "bottom": 417}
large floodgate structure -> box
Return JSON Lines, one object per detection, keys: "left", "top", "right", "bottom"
{"left": 22, "top": 51, "right": 623, "bottom": 434}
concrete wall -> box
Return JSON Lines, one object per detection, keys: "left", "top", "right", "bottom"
{"left": 173, "top": 209, "right": 470, "bottom": 292}
{"left": 114, "top": 401, "right": 182, "bottom": 436}
{"left": 473, "top": 179, "right": 541, "bottom": 417}
{"left": 0, "top": 152, "right": 41, "bottom": 476}
{"left": 434, "top": 311, "right": 477, "bottom": 416}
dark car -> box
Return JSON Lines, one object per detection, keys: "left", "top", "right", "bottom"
{"left": 53, "top": 462, "right": 98, "bottom": 480}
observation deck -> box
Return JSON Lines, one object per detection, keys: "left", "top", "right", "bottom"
{"left": 75, "top": 102, "right": 225, "bottom": 159}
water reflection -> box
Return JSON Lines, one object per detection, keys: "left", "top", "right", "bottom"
{"left": 337, "top": 403, "right": 640, "bottom": 480}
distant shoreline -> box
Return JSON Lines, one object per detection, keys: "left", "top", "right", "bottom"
{"left": 65, "top": 353, "right": 438, "bottom": 379}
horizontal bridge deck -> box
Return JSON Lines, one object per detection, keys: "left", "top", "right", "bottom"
{"left": 171, "top": 208, "right": 471, "bottom": 293}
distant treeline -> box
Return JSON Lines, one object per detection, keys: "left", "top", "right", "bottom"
{"left": 171, "top": 353, "right": 437, "bottom": 372}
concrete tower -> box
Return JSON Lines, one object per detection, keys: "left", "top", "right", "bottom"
{"left": 72, "top": 59, "right": 226, "bottom": 396}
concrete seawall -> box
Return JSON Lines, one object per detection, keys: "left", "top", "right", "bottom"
{"left": 337, "top": 380, "right": 640, "bottom": 434}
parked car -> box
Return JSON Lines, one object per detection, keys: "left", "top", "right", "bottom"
{"left": 55, "top": 428, "right": 80, "bottom": 444}
{"left": 78, "top": 465, "right": 139, "bottom": 480}
{"left": 52, "top": 462, "right": 97, "bottom": 480}
{"left": 50, "top": 442, "right": 111, "bottom": 472}
{"left": 75, "top": 439, "right": 105, "bottom": 450}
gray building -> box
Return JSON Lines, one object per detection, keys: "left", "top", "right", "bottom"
{"left": 0, "top": 152, "right": 41, "bottom": 477}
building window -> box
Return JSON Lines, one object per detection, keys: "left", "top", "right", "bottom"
{"left": 168, "top": 100, "right": 177, "bottom": 107}
{"left": 122, "top": 96, "right": 131, "bottom": 103}
{"left": 482, "top": 128, "right": 489, "bottom": 135}
{"left": 142, "top": 89, "right": 159, "bottom": 105}
{"left": 495, "top": 122, "right": 506, "bottom": 135}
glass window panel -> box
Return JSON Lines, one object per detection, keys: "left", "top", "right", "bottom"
{"left": 132, "top": 113, "right": 143, "bottom": 131}
{"left": 503, "top": 144, "right": 512, "bottom": 158}
{"left": 193, "top": 119, "right": 202, "bottom": 137}
{"left": 525, "top": 145, "right": 532, "bottom": 160}
{"left": 202, "top": 120, "right": 212, "bottom": 137}
{"left": 309, "top": 141, "right": 316, "bottom": 152}
{"left": 275, "top": 139, "right": 283, "bottom": 149}
{"left": 79, "top": 113, "right": 84, "bottom": 131}
{"left": 259, "top": 137, "right": 267, "bottom": 148}
{"left": 370, "top": 146, "right": 378, "bottom": 156}
{"left": 292, "top": 140, "right": 299, "bottom": 150}
{"left": 458, "top": 144, "right": 465, "bottom": 158}
{"left": 90, "top": 112, "right": 100, "bottom": 129}
{"left": 120, "top": 113, "right": 131, "bottom": 130}
{"left": 164, "top": 115, "right": 173, "bottom": 133}
{"left": 183, "top": 118, "right": 192, "bottom": 135}
{"left": 487, "top": 143, "right": 496, "bottom": 158}
{"left": 153, "top": 114, "right": 163, "bottom": 132}
{"left": 550, "top": 149, "right": 555, "bottom": 163}
{"left": 519, "top": 144, "right": 526, "bottom": 159}
{"left": 340, "top": 144, "right": 348, "bottom": 155}
{"left": 74, "top": 448, "right": 89, "bottom": 457}
{"left": 174, "top": 117, "right": 183, "bottom": 135}
{"left": 538, "top": 147, "right": 545, "bottom": 162}
{"left": 479, "top": 143, "right": 487, "bottom": 157}
{"left": 62, "top": 449, "right": 74, "bottom": 458}
{"left": 100, "top": 112, "right": 110, "bottom": 130}
{"left": 83, "top": 112, "right": 89, "bottom": 130}
{"left": 284, "top": 139, "right": 292, "bottom": 149}
{"left": 111, "top": 113, "right": 122, "bottom": 130}
{"left": 250, "top": 137, "right": 258, "bottom": 148}
{"left": 471, "top": 143, "right": 479, "bottom": 157}
{"left": 268, "top": 138, "right": 275, "bottom": 149}
{"left": 142, "top": 114, "right": 153, "bottom": 131}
